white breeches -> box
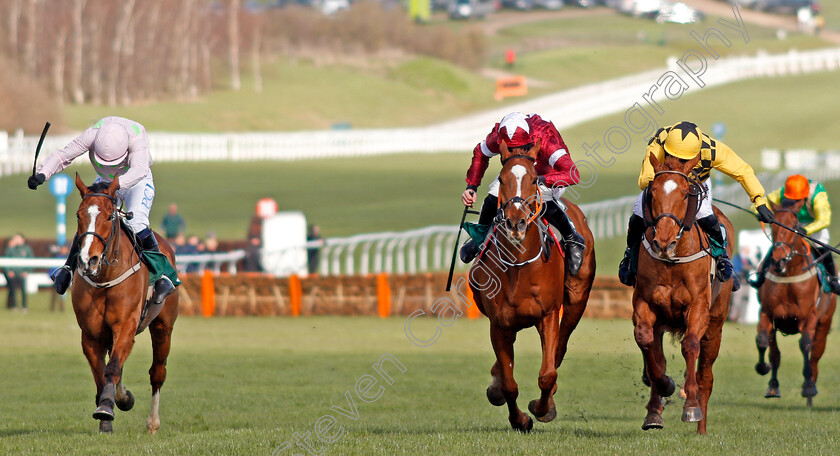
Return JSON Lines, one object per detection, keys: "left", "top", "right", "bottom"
{"left": 95, "top": 171, "right": 155, "bottom": 233}
{"left": 633, "top": 179, "right": 714, "bottom": 219}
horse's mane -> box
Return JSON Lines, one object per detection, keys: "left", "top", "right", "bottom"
{"left": 781, "top": 198, "right": 799, "bottom": 209}
{"left": 88, "top": 181, "right": 111, "bottom": 193}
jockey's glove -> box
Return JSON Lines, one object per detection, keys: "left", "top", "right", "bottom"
{"left": 756, "top": 204, "right": 775, "bottom": 224}
{"left": 27, "top": 173, "right": 45, "bottom": 190}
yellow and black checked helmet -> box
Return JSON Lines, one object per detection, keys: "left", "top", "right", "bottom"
{"left": 663, "top": 121, "right": 702, "bottom": 160}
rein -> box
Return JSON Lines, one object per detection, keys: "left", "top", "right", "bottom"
{"left": 643, "top": 170, "right": 704, "bottom": 242}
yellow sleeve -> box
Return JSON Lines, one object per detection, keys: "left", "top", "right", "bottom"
{"left": 805, "top": 191, "right": 831, "bottom": 234}
{"left": 638, "top": 142, "right": 665, "bottom": 190}
{"left": 711, "top": 139, "right": 767, "bottom": 207}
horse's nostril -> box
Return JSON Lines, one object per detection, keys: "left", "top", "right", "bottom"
{"left": 517, "top": 220, "right": 526, "bottom": 232}
{"left": 668, "top": 241, "right": 677, "bottom": 251}
{"left": 505, "top": 219, "right": 514, "bottom": 231}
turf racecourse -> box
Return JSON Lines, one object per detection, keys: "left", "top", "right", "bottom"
{"left": 2, "top": 294, "right": 840, "bottom": 455}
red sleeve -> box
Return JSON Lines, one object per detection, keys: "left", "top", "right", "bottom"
{"left": 533, "top": 118, "right": 580, "bottom": 188}
{"left": 465, "top": 126, "right": 500, "bottom": 188}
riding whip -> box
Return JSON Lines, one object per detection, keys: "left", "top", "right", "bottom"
{"left": 713, "top": 198, "right": 840, "bottom": 257}
{"left": 31, "top": 121, "right": 51, "bottom": 178}
{"left": 445, "top": 206, "right": 479, "bottom": 292}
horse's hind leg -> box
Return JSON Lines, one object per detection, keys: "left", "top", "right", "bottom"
{"left": 489, "top": 325, "right": 532, "bottom": 433}
{"left": 634, "top": 302, "right": 674, "bottom": 430}
{"left": 807, "top": 306, "right": 833, "bottom": 407}
{"left": 147, "top": 314, "right": 175, "bottom": 434}
{"left": 487, "top": 361, "right": 506, "bottom": 406}
{"left": 641, "top": 329, "right": 670, "bottom": 430}
{"left": 528, "top": 311, "right": 559, "bottom": 423}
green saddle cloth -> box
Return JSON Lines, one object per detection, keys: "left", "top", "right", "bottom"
{"left": 463, "top": 222, "right": 492, "bottom": 245}
{"left": 142, "top": 250, "right": 182, "bottom": 287}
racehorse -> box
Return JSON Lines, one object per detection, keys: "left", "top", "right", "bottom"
{"left": 468, "top": 140, "right": 596, "bottom": 432}
{"left": 632, "top": 153, "right": 733, "bottom": 435}
{"left": 754, "top": 199, "right": 836, "bottom": 406}
{"left": 70, "top": 174, "right": 179, "bottom": 433}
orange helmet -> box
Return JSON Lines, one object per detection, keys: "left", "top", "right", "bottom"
{"left": 784, "top": 174, "right": 810, "bottom": 200}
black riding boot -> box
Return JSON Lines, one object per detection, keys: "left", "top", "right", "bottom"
{"left": 748, "top": 250, "right": 772, "bottom": 289}
{"left": 544, "top": 201, "right": 585, "bottom": 276}
{"left": 618, "top": 214, "right": 646, "bottom": 287}
{"left": 138, "top": 229, "right": 176, "bottom": 305}
{"left": 818, "top": 247, "right": 840, "bottom": 295}
{"left": 696, "top": 214, "right": 736, "bottom": 287}
{"left": 460, "top": 194, "right": 498, "bottom": 263}
{"left": 51, "top": 234, "right": 81, "bottom": 295}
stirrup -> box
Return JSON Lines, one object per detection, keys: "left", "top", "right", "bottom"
{"left": 747, "top": 272, "right": 764, "bottom": 289}
{"left": 715, "top": 255, "right": 733, "bottom": 282}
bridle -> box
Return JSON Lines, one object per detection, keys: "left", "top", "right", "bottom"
{"left": 643, "top": 170, "right": 704, "bottom": 243}
{"left": 78, "top": 192, "right": 122, "bottom": 270}
{"left": 496, "top": 154, "right": 544, "bottom": 229}
{"left": 766, "top": 207, "right": 810, "bottom": 273}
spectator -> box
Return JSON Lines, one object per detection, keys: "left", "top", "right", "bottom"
{"left": 204, "top": 231, "right": 219, "bottom": 272}
{"left": 307, "top": 225, "right": 323, "bottom": 275}
{"left": 181, "top": 234, "right": 202, "bottom": 274}
{"left": 3, "top": 234, "right": 34, "bottom": 313}
{"left": 172, "top": 233, "right": 187, "bottom": 254}
{"left": 161, "top": 203, "right": 186, "bottom": 240}
{"left": 243, "top": 237, "right": 263, "bottom": 273}
{"left": 48, "top": 243, "right": 69, "bottom": 312}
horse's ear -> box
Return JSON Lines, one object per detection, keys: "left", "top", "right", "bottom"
{"left": 108, "top": 175, "right": 120, "bottom": 194}
{"left": 499, "top": 140, "right": 512, "bottom": 161}
{"left": 75, "top": 172, "right": 88, "bottom": 196}
{"left": 684, "top": 153, "right": 701, "bottom": 172}
{"left": 529, "top": 138, "right": 541, "bottom": 159}
{"left": 648, "top": 152, "right": 662, "bottom": 172}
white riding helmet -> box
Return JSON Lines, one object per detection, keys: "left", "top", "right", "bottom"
{"left": 93, "top": 122, "right": 130, "bottom": 166}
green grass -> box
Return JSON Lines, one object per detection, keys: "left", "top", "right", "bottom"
{"left": 3, "top": 295, "right": 840, "bottom": 455}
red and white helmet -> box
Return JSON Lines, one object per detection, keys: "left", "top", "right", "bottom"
{"left": 497, "top": 112, "right": 532, "bottom": 148}
{"left": 93, "top": 122, "right": 130, "bottom": 166}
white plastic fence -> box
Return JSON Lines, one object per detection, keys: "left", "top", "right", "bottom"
{"left": 2, "top": 48, "right": 840, "bottom": 175}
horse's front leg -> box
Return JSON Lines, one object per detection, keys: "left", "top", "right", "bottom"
{"left": 80, "top": 332, "right": 112, "bottom": 433}
{"left": 766, "top": 330, "right": 782, "bottom": 398}
{"left": 680, "top": 297, "right": 710, "bottom": 424}
{"left": 94, "top": 321, "right": 137, "bottom": 424}
{"left": 799, "top": 309, "right": 819, "bottom": 401}
{"left": 807, "top": 297, "right": 834, "bottom": 407}
{"left": 755, "top": 311, "right": 772, "bottom": 376}
{"left": 695, "top": 313, "right": 725, "bottom": 435}
{"left": 634, "top": 300, "right": 673, "bottom": 430}
{"left": 528, "top": 310, "right": 559, "bottom": 423}
{"left": 489, "top": 324, "right": 532, "bottom": 432}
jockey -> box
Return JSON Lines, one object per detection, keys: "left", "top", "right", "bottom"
{"left": 27, "top": 116, "right": 177, "bottom": 305}
{"left": 748, "top": 174, "right": 840, "bottom": 294}
{"left": 618, "top": 121, "right": 775, "bottom": 287}
{"left": 459, "top": 112, "right": 586, "bottom": 275}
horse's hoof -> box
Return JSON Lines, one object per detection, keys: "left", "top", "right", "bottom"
{"left": 147, "top": 417, "right": 161, "bottom": 435}
{"left": 642, "top": 412, "right": 663, "bottom": 430}
{"left": 93, "top": 405, "right": 115, "bottom": 421}
{"left": 486, "top": 386, "right": 506, "bottom": 407}
{"left": 755, "top": 363, "right": 771, "bottom": 376}
{"left": 681, "top": 406, "right": 703, "bottom": 423}
{"left": 764, "top": 386, "right": 781, "bottom": 398}
{"left": 511, "top": 414, "right": 534, "bottom": 433}
{"left": 99, "top": 420, "right": 113, "bottom": 433}
{"left": 801, "top": 382, "right": 818, "bottom": 398}
{"left": 116, "top": 390, "right": 135, "bottom": 412}
{"left": 657, "top": 377, "right": 676, "bottom": 397}
{"left": 528, "top": 400, "right": 557, "bottom": 423}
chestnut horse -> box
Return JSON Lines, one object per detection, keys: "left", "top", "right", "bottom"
{"left": 71, "top": 174, "right": 179, "bottom": 433}
{"left": 632, "top": 153, "right": 733, "bottom": 435}
{"left": 469, "top": 141, "right": 596, "bottom": 432}
{"left": 754, "top": 199, "right": 836, "bottom": 406}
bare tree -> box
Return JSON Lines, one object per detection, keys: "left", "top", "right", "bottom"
{"left": 22, "top": 0, "right": 39, "bottom": 75}
{"left": 106, "top": 0, "right": 135, "bottom": 106}
{"left": 249, "top": 13, "right": 263, "bottom": 94}
{"left": 69, "top": 0, "right": 86, "bottom": 104}
{"left": 5, "top": 0, "right": 22, "bottom": 61}
{"left": 227, "top": 0, "right": 241, "bottom": 91}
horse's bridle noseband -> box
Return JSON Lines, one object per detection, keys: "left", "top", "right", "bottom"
{"left": 644, "top": 170, "right": 704, "bottom": 242}
{"left": 767, "top": 208, "right": 809, "bottom": 271}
